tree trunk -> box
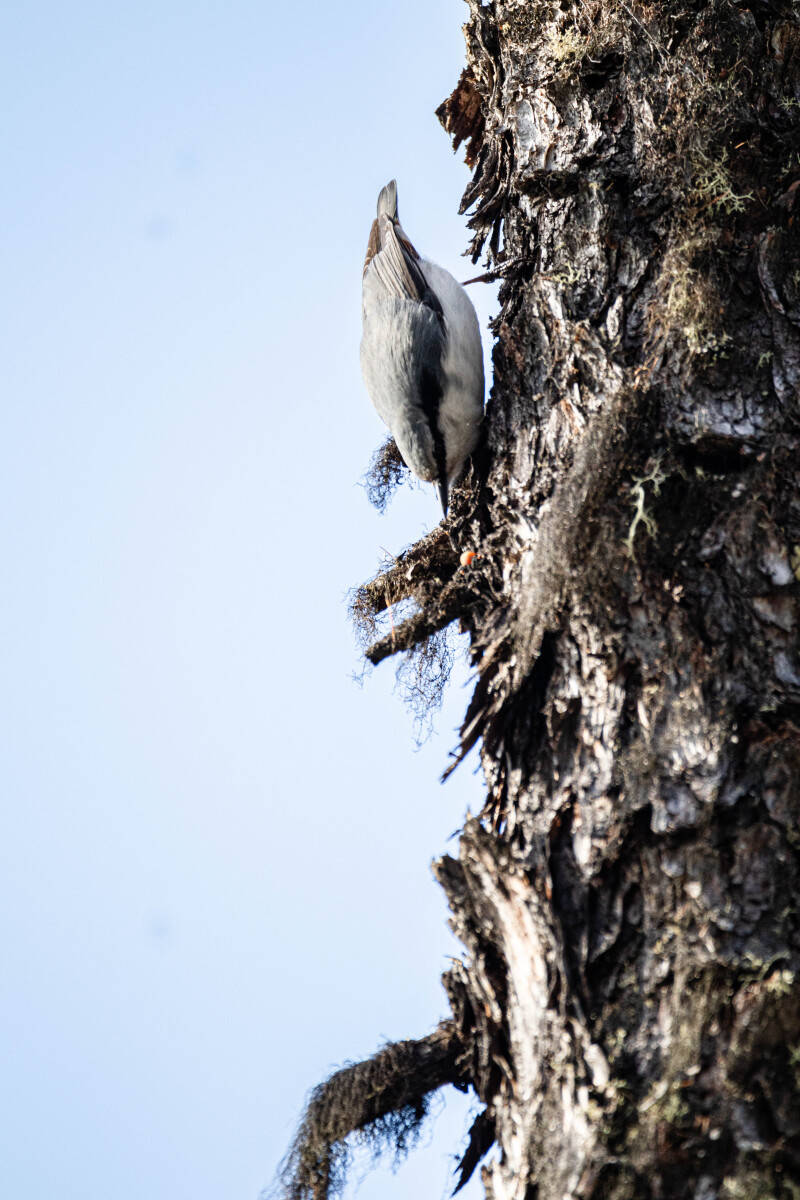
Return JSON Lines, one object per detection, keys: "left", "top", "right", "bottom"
{"left": 280, "top": 3, "right": 800, "bottom": 1199}
{"left": 427, "top": 1, "right": 800, "bottom": 1197}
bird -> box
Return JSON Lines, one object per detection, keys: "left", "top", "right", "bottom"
{"left": 360, "top": 180, "right": 484, "bottom": 516}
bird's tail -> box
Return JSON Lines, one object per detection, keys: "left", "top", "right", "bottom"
{"left": 376, "top": 180, "right": 398, "bottom": 221}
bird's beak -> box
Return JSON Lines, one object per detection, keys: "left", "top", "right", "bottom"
{"left": 437, "top": 477, "right": 449, "bottom": 517}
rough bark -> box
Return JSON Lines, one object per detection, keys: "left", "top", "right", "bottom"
{"left": 428, "top": 2, "right": 800, "bottom": 1196}
{"left": 281, "top": 3, "right": 800, "bottom": 1199}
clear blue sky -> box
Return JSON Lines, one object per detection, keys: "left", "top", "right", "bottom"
{"left": 0, "top": 3, "right": 497, "bottom": 1198}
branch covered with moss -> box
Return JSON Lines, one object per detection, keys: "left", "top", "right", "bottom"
{"left": 272, "top": 1021, "right": 466, "bottom": 1200}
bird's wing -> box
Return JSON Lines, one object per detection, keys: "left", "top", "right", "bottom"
{"left": 371, "top": 215, "right": 444, "bottom": 322}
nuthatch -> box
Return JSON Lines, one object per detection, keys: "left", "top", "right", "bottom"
{"left": 360, "top": 180, "right": 484, "bottom": 516}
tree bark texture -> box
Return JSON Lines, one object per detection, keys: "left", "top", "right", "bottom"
{"left": 415, "top": 2, "right": 800, "bottom": 1198}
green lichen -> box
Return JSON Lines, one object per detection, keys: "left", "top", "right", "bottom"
{"left": 690, "top": 148, "right": 753, "bottom": 215}
{"left": 624, "top": 459, "right": 666, "bottom": 559}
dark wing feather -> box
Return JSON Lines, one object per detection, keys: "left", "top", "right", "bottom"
{"left": 363, "top": 218, "right": 381, "bottom": 277}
